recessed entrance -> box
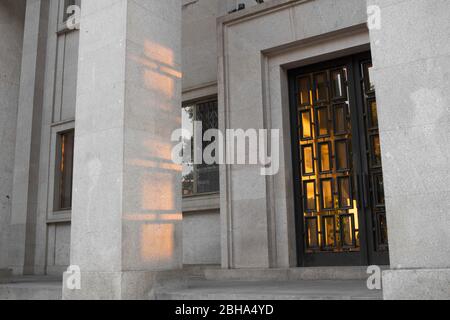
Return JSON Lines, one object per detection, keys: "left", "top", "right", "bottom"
{"left": 289, "top": 52, "right": 389, "bottom": 267}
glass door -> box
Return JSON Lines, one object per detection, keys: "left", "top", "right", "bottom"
{"left": 289, "top": 53, "right": 389, "bottom": 266}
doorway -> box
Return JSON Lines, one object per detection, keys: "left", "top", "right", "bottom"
{"left": 289, "top": 52, "right": 389, "bottom": 267}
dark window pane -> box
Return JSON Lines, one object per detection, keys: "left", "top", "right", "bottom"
{"left": 319, "top": 142, "right": 331, "bottom": 172}
{"left": 182, "top": 164, "right": 194, "bottom": 196}
{"left": 378, "top": 213, "right": 389, "bottom": 246}
{"left": 55, "top": 130, "right": 74, "bottom": 210}
{"left": 300, "top": 110, "right": 312, "bottom": 139}
{"left": 338, "top": 177, "right": 352, "bottom": 209}
{"left": 321, "top": 179, "right": 333, "bottom": 210}
{"left": 314, "top": 73, "right": 328, "bottom": 101}
{"left": 331, "top": 69, "right": 345, "bottom": 98}
{"left": 196, "top": 165, "right": 219, "bottom": 194}
{"left": 322, "top": 215, "right": 336, "bottom": 248}
{"left": 333, "top": 104, "right": 347, "bottom": 134}
{"left": 195, "top": 101, "right": 219, "bottom": 193}
{"left": 305, "top": 217, "right": 319, "bottom": 249}
{"left": 182, "top": 106, "right": 195, "bottom": 196}
{"left": 302, "top": 144, "right": 314, "bottom": 175}
{"left": 335, "top": 140, "right": 349, "bottom": 171}
{"left": 182, "top": 100, "right": 219, "bottom": 196}
{"left": 374, "top": 173, "right": 385, "bottom": 205}
{"left": 298, "top": 76, "right": 311, "bottom": 105}
{"left": 340, "top": 214, "right": 355, "bottom": 247}
{"left": 316, "top": 107, "right": 329, "bottom": 137}
{"left": 197, "top": 101, "right": 218, "bottom": 148}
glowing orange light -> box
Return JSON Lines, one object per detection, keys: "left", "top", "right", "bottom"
{"left": 141, "top": 172, "right": 175, "bottom": 211}
{"left": 140, "top": 224, "right": 174, "bottom": 261}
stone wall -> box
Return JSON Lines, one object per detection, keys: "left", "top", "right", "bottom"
{"left": 0, "top": 0, "right": 25, "bottom": 270}
{"left": 218, "top": 0, "right": 369, "bottom": 268}
{"left": 181, "top": 0, "right": 227, "bottom": 265}
{"left": 368, "top": 0, "right": 450, "bottom": 299}
{"left": 182, "top": 0, "right": 258, "bottom": 91}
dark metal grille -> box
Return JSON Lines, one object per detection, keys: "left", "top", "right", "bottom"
{"left": 296, "top": 67, "right": 360, "bottom": 253}
{"left": 182, "top": 100, "right": 219, "bottom": 196}
{"left": 195, "top": 100, "right": 219, "bottom": 194}
{"left": 360, "top": 62, "right": 389, "bottom": 251}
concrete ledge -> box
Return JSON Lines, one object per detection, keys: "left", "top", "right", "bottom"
{"left": 383, "top": 269, "right": 450, "bottom": 300}
{"left": 63, "top": 270, "right": 188, "bottom": 300}
{"left": 205, "top": 267, "right": 378, "bottom": 281}
{"left": 0, "top": 277, "right": 62, "bottom": 300}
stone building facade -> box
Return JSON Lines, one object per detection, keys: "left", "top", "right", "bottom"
{"left": 0, "top": 0, "right": 449, "bottom": 299}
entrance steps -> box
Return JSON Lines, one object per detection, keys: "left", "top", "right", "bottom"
{"left": 155, "top": 266, "right": 384, "bottom": 300}
{"left": 155, "top": 279, "right": 382, "bottom": 300}
{"left": 0, "top": 267, "right": 385, "bottom": 300}
{"left": 0, "top": 276, "right": 62, "bottom": 300}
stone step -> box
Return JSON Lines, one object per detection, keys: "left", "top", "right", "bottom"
{"left": 0, "top": 277, "right": 62, "bottom": 300}
{"left": 155, "top": 279, "right": 382, "bottom": 300}
{"left": 0, "top": 269, "right": 12, "bottom": 278}
{"left": 183, "top": 265, "right": 221, "bottom": 279}
{"left": 203, "top": 266, "right": 383, "bottom": 282}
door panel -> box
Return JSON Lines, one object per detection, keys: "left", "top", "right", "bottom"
{"left": 289, "top": 53, "right": 389, "bottom": 266}
{"left": 357, "top": 58, "right": 389, "bottom": 265}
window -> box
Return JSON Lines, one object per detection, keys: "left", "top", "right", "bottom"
{"left": 182, "top": 99, "right": 219, "bottom": 196}
{"left": 54, "top": 129, "right": 75, "bottom": 211}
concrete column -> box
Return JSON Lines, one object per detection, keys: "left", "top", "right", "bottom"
{"left": 7, "top": 0, "right": 48, "bottom": 275}
{"left": 0, "top": 0, "right": 25, "bottom": 274}
{"left": 63, "top": 0, "right": 183, "bottom": 300}
{"left": 368, "top": 0, "right": 450, "bottom": 299}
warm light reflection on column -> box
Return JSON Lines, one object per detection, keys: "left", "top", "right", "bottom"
{"left": 125, "top": 37, "right": 183, "bottom": 266}
{"left": 140, "top": 224, "right": 174, "bottom": 262}
{"left": 142, "top": 172, "right": 175, "bottom": 212}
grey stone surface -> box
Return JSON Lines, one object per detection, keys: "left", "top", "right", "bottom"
{"left": 218, "top": 0, "right": 369, "bottom": 268}
{"left": 0, "top": 269, "right": 12, "bottom": 278}
{"left": 156, "top": 279, "right": 382, "bottom": 300}
{"left": 0, "top": 0, "right": 25, "bottom": 270}
{"left": 182, "top": 0, "right": 258, "bottom": 91}
{"left": 204, "top": 266, "right": 384, "bottom": 281}
{"left": 182, "top": 0, "right": 219, "bottom": 91}
{"left": 0, "top": 276, "right": 62, "bottom": 300}
{"left": 369, "top": 0, "right": 450, "bottom": 270}
{"left": 26, "top": 0, "right": 79, "bottom": 279}
{"left": 63, "top": 270, "right": 188, "bottom": 300}
{"left": 7, "top": 0, "right": 48, "bottom": 275}
{"left": 368, "top": 0, "right": 450, "bottom": 299}
{"left": 383, "top": 269, "right": 450, "bottom": 300}
{"left": 65, "top": 0, "right": 184, "bottom": 299}
{"left": 0, "top": 269, "right": 382, "bottom": 300}
{"left": 46, "top": 223, "right": 71, "bottom": 276}
{"left": 0, "top": 0, "right": 449, "bottom": 301}
{"left": 183, "top": 211, "right": 221, "bottom": 265}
